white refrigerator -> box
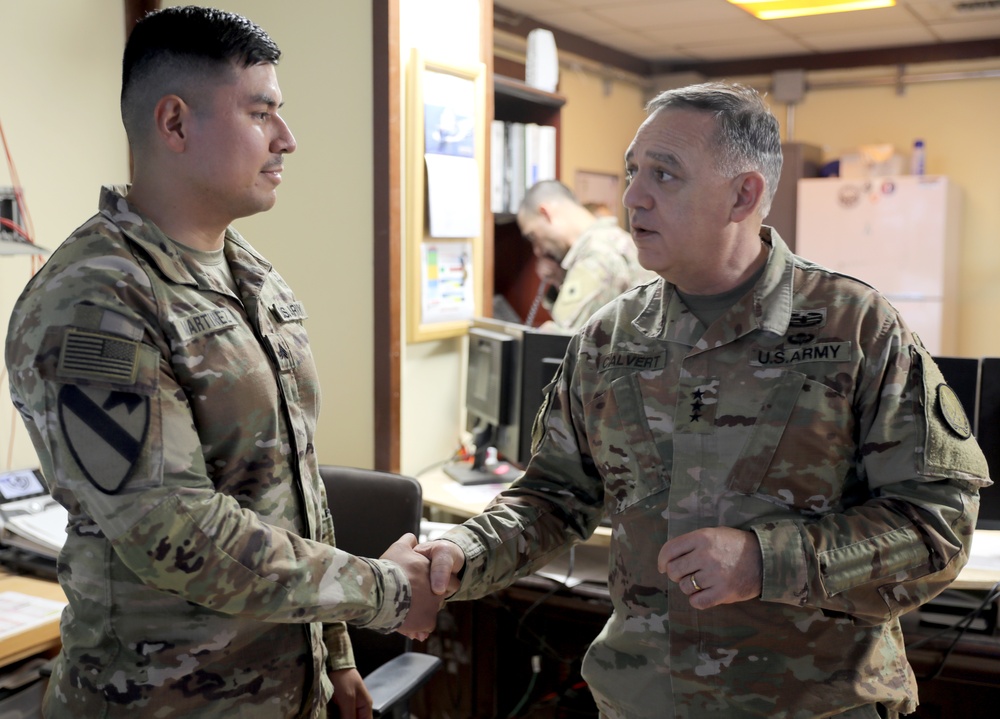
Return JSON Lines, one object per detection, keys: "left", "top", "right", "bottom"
{"left": 796, "top": 175, "right": 961, "bottom": 356}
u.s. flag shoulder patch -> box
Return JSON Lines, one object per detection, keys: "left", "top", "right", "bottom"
{"left": 57, "top": 328, "right": 140, "bottom": 384}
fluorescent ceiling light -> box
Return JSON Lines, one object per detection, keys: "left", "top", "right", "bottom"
{"left": 728, "top": 0, "right": 895, "bottom": 20}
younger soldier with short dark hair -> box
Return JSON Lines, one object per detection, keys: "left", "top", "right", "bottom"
{"left": 5, "top": 7, "right": 440, "bottom": 718}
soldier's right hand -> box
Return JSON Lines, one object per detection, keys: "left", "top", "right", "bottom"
{"left": 414, "top": 539, "right": 465, "bottom": 597}
{"left": 381, "top": 533, "right": 453, "bottom": 638}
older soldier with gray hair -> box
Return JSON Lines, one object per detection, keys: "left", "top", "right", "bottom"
{"left": 5, "top": 6, "right": 441, "bottom": 718}
{"left": 414, "top": 82, "right": 990, "bottom": 718}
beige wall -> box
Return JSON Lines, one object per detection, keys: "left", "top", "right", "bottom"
{"left": 205, "top": 1, "right": 376, "bottom": 468}
{"left": 1, "top": 0, "right": 129, "bottom": 471}
{"left": 2, "top": 3, "right": 998, "bottom": 478}
{"left": 558, "top": 66, "right": 648, "bottom": 224}
{"left": 0, "top": 1, "right": 377, "bottom": 472}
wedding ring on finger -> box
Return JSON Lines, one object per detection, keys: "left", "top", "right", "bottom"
{"left": 689, "top": 574, "right": 703, "bottom": 593}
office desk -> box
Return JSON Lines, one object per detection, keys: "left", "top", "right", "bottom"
{"left": 417, "top": 469, "right": 1000, "bottom": 718}
{"left": 418, "top": 467, "right": 611, "bottom": 547}
{"left": 418, "top": 467, "right": 1000, "bottom": 589}
{"left": 0, "top": 570, "right": 65, "bottom": 669}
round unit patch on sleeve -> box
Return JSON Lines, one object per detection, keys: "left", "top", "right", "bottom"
{"left": 937, "top": 383, "right": 972, "bottom": 439}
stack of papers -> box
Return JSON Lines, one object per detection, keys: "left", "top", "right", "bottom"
{"left": 0, "top": 590, "right": 66, "bottom": 643}
{"left": 0, "top": 496, "right": 67, "bottom": 560}
{"left": 967, "top": 530, "right": 1000, "bottom": 572}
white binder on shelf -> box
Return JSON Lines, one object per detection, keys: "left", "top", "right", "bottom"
{"left": 506, "top": 122, "right": 526, "bottom": 214}
{"left": 490, "top": 119, "right": 507, "bottom": 214}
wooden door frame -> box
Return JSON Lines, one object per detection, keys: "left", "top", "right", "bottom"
{"left": 372, "top": 0, "right": 402, "bottom": 471}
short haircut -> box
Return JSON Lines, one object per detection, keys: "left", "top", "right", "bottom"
{"left": 645, "top": 82, "right": 783, "bottom": 217}
{"left": 121, "top": 5, "right": 281, "bottom": 146}
{"left": 519, "top": 179, "right": 580, "bottom": 216}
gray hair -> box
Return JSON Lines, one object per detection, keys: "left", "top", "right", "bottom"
{"left": 645, "top": 82, "right": 783, "bottom": 217}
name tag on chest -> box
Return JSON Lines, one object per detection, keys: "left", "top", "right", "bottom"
{"left": 599, "top": 352, "right": 665, "bottom": 372}
{"left": 173, "top": 308, "right": 238, "bottom": 342}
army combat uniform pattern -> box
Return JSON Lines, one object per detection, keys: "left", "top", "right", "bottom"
{"left": 442, "top": 228, "right": 990, "bottom": 718}
{"left": 548, "top": 216, "right": 658, "bottom": 331}
{"left": 5, "top": 187, "right": 409, "bottom": 718}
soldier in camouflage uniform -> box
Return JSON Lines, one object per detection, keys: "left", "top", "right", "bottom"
{"left": 416, "top": 83, "right": 991, "bottom": 717}
{"left": 4, "top": 7, "right": 438, "bottom": 718}
{"left": 517, "top": 180, "right": 657, "bottom": 331}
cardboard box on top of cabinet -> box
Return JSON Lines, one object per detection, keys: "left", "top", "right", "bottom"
{"left": 839, "top": 144, "right": 907, "bottom": 178}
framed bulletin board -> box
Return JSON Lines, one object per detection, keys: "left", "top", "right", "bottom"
{"left": 406, "top": 49, "right": 486, "bottom": 343}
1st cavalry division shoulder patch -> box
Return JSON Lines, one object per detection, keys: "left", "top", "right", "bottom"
{"left": 58, "top": 386, "right": 149, "bottom": 494}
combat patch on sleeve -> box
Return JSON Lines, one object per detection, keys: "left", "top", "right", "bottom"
{"left": 937, "top": 383, "right": 972, "bottom": 439}
{"left": 915, "top": 345, "right": 989, "bottom": 481}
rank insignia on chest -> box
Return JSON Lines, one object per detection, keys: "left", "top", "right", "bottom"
{"left": 674, "top": 378, "right": 720, "bottom": 433}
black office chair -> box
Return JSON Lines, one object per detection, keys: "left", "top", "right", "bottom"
{"left": 319, "top": 464, "right": 442, "bottom": 719}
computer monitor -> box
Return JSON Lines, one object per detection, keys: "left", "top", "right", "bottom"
{"left": 444, "top": 318, "right": 571, "bottom": 484}
{"left": 974, "top": 357, "right": 1000, "bottom": 529}
{"left": 464, "top": 326, "right": 515, "bottom": 428}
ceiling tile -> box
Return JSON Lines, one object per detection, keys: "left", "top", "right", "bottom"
{"left": 804, "top": 25, "right": 940, "bottom": 51}
{"left": 766, "top": 5, "right": 925, "bottom": 33}
{"left": 906, "top": 0, "right": 1000, "bottom": 22}
{"left": 530, "top": 11, "right": 627, "bottom": 35}
{"left": 494, "top": 0, "right": 573, "bottom": 15}
{"left": 495, "top": 0, "right": 1000, "bottom": 63}
{"left": 588, "top": 0, "right": 758, "bottom": 27}
{"left": 927, "top": 18, "right": 1000, "bottom": 40}
{"left": 679, "top": 36, "right": 817, "bottom": 61}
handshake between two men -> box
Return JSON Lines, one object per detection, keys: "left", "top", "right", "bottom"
{"left": 379, "top": 533, "right": 466, "bottom": 639}
{"left": 378, "top": 525, "right": 768, "bottom": 640}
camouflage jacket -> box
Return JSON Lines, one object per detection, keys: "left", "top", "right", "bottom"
{"left": 444, "top": 228, "right": 990, "bottom": 718}
{"left": 5, "top": 187, "right": 409, "bottom": 718}
{"left": 549, "top": 217, "right": 658, "bottom": 331}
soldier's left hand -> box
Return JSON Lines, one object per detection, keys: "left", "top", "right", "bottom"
{"left": 328, "top": 667, "right": 372, "bottom": 719}
{"left": 657, "top": 527, "right": 763, "bottom": 610}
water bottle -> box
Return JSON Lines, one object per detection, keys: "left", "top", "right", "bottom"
{"left": 911, "top": 139, "right": 926, "bottom": 176}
